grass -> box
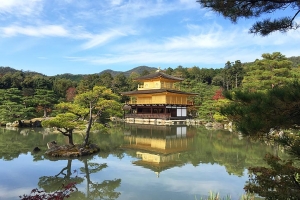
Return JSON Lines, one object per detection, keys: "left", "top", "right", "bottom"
{"left": 195, "top": 191, "right": 256, "bottom": 200}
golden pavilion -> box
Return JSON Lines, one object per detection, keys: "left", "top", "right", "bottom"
{"left": 121, "top": 69, "right": 197, "bottom": 122}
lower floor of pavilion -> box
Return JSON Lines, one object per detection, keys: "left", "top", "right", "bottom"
{"left": 124, "top": 104, "right": 192, "bottom": 120}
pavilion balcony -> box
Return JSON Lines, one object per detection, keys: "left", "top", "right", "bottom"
{"left": 137, "top": 84, "right": 180, "bottom": 90}
{"left": 125, "top": 113, "right": 172, "bottom": 119}
{"left": 125, "top": 100, "right": 194, "bottom": 106}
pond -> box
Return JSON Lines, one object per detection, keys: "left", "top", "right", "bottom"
{"left": 0, "top": 123, "right": 289, "bottom": 200}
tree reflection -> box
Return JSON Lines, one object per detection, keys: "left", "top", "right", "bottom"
{"left": 36, "top": 157, "right": 121, "bottom": 199}
{"left": 80, "top": 158, "right": 121, "bottom": 199}
{"left": 38, "top": 159, "right": 84, "bottom": 192}
{"left": 0, "top": 127, "right": 60, "bottom": 161}
{"left": 244, "top": 154, "right": 300, "bottom": 199}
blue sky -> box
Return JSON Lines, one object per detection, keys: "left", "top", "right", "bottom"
{"left": 1, "top": 0, "right": 300, "bottom": 76}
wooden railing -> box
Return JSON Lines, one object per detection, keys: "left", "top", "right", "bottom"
{"left": 137, "top": 84, "right": 180, "bottom": 90}
{"left": 125, "top": 113, "right": 171, "bottom": 119}
{"left": 126, "top": 101, "right": 194, "bottom": 105}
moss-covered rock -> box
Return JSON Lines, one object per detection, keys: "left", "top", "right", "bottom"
{"left": 45, "top": 143, "right": 100, "bottom": 157}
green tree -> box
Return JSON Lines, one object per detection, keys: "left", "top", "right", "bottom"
{"left": 74, "top": 86, "right": 121, "bottom": 146}
{"left": 212, "top": 74, "right": 224, "bottom": 87}
{"left": 33, "top": 89, "right": 58, "bottom": 117}
{"left": 42, "top": 113, "right": 81, "bottom": 145}
{"left": 221, "top": 82, "right": 300, "bottom": 135}
{"left": 223, "top": 61, "right": 232, "bottom": 90}
{"left": 127, "top": 72, "right": 140, "bottom": 91}
{"left": 32, "top": 76, "right": 53, "bottom": 90}
{"left": 76, "top": 74, "right": 101, "bottom": 93}
{"left": 187, "top": 66, "right": 201, "bottom": 81}
{"left": 111, "top": 73, "right": 129, "bottom": 94}
{"left": 52, "top": 78, "right": 76, "bottom": 100}
{"left": 0, "top": 72, "right": 13, "bottom": 89}
{"left": 242, "top": 52, "right": 294, "bottom": 92}
{"left": 222, "top": 60, "right": 244, "bottom": 90}
{"left": 11, "top": 71, "right": 25, "bottom": 89}
{"left": 55, "top": 102, "right": 88, "bottom": 120}
{"left": 0, "top": 88, "right": 43, "bottom": 123}
{"left": 165, "top": 67, "right": 174, "bottom": 75}
{"left": 99, "top": 72, "right": 113, "bottom": 88}
{"left": 140, "top": 69, "right": 150, "bottom": 76}
{"left": 173, "top": 65, "right": 189, "bottom": 78}
{"left": 230, "top": 60, "right": 244, "bottom": 89}
{"left": 0, "top": 88, "right": 24, "bottom": 123}
{"left": 197, "top": 0, "right": 300, "bottom": 36}
{"left": 21, "top": 75, "right": 35, "bottom": 89}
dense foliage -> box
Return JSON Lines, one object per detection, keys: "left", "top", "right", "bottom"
{"left": 223, "top": 82, "right": 300, "bottom": 135}
{"left": 222, "top": 53, "right": 300, "bottom": 135}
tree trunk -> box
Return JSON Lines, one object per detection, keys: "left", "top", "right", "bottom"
{"left": 83, "top": 159, "right": 91, "bottom": 199}
{"left": 84, "top": 102, "right": 93, "bottom": 146}
{"left": 43, "top": 106, "right": 47, "bottom": 117}
{"left": 68, "top": 130, "right": 74, "bottom": 146}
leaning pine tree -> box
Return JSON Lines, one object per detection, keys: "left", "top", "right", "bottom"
{"left": 42, "top": 86, "right": 122, "bottom": 156}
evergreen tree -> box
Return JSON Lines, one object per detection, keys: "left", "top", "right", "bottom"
{"left": 0, "top": 88, "right": 24, "bottom": 122}
{"left": 33, "top": 89, "right": 58, "bottom": 117}
{"left": 74, "top": 86, "right": 121, "bottom": 146}
{"left": 222, "top": 82, "right": 300, "bottom": 135}
{"left": 42, "top": 113, "right": 80, "bottom": 145}
{"left": 242, "top": 52, "right": 294, "bottom": 92}
{"left": 197, "top": 0, "right": 300, "bottom": 36}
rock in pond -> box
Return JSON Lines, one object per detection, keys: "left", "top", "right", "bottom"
{"left": 45, "top": 143, "right": 100, "bottom": 157}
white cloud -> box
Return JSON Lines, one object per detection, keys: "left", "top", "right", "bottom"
{"left": 95, "top": 0, "right": 195, "bottom": 25}
{"left": 1, "top": 25, "right": 69, "bottom": 37}
{"left": 0, "top": 186, "right": 33, "bottom": 199}
{"left": 81, "top": 28, "right": 135, "bottom": 49}
{"left": 0, "top": 0, "right": 42, "bottom": 16}
{"left": 65, "top": 21, "right": 300, "bottom": 68}
{"left": 111, "top": 0, "right": 123, "bottom": 5}
{"left": 204, "top": 11, "right": 216, "bottom": 19}
{"left": 179, "top": 0, "right": 201, "bottom": 9}
{"left": 113, "top": 23, "right": 236, "bottom": 52}
{"left": 165, "top": 32, "right": 230, "bottom": 49}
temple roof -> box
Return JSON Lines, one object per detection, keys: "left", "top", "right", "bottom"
{"left": 121, "top": 89, "right": 197, "bottom": 96}
{"left": 134, "top": 71, "right": 184, "bottom": 81}
{"left": 132, "top": 160, "right": 185, "bottom": 174}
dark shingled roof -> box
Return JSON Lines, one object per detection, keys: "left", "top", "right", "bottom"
{"left": 121, "top": 89, "right": 197, "bottom": 96}
{"left": 134, "top": 71, "right": 183, "bottom": 81}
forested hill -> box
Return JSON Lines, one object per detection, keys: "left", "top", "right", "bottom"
{"left": 0, "top": 56, "right": 300, "bottom": 79}
{"left": 0, "top": 65, "right": 157, "bottom": 82}
{"left": 289, "top": 56, "right": 300, "bottom": 67}
{"left": 99, "top": 66, "right": 157, "bottom": 77}
{"left": 0, "top": 66, "right": 44, "bottom": 76}
{"left": 0, "top": 55, "right": 299, "bottom": 81}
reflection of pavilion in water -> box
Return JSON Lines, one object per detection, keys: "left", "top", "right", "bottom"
{"left": 122, "top": 124, "right": 195, "bottom": 177}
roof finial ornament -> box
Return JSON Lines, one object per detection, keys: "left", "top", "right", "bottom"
{"left": 156, "top": 67, "right": 161, "bottom": 72}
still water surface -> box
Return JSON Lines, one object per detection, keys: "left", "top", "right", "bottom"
{"left": 0, "top": 123, "right": 287, "bottom": 200}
